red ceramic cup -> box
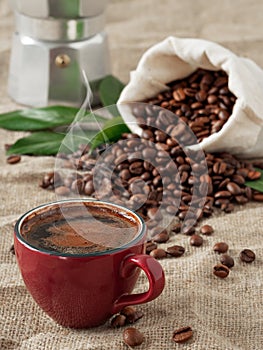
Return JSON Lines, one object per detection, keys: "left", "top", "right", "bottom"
{"left": 14, "top": 199, "right": 165, "bottom": 328}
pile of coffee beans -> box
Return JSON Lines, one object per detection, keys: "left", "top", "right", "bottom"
{"left": 40, "top": 68, "right": 263, "bottom": 239}
{"left": 40, "top": 135, "right": 262, "bottom": 238}
{"left": 145, "top": 68, "right": 236, "bottom": 143}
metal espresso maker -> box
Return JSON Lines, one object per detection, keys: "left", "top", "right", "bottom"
{"left": 8, "top": 0, "right": 110, "bottom": 106}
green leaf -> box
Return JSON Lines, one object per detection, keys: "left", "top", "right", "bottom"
{"left": 6, "top": 129, "right": 98, "bottom": 156}
{"left": 245, "top": 168, "right": 263, "bottom": 193}
{"left": 0, "top": 106, "right": 78, "bottom": 131}
{"left": 0, "top": 106, "right": 107, "bottom": 131}
{"left": 91, "top": 116, "right": 130, "bottom": 150}
{"left": 6, "top": 131, "right": 66, "bottom": 155}
{"left": 99, "top": 75, "right": 125, "bottom": 107}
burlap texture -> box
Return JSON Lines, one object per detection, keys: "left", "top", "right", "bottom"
{"left": 0, "top": 0, "right": 263, "bottom": 349}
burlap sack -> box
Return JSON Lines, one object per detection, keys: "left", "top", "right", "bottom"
{"left": 118, "top": 36, "right": 263, "bottom": 158}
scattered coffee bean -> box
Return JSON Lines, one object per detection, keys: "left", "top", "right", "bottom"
{"left": 110, "top": 314, "right": 126, "bottom": 328}
{"left": 121, "top": 306, "right": 144, "bottom": 324}
{"left": 171, "top": 223, "right": 182, "bottom": 233}
{"left": 150, "top": 248, "right": 167, "bottom": 259}
{"left": 252, "top": 192, "right": 263, "bottom": 202}
{"left": 190, "top": 234, "right": 203, "bottom": 247}
{"left": 123, "top": 327, "right": 144, "bottom": 347}
{"left": 240, "top": 249, "right": 256, "bottom": 263}
{"left": 145, "top": 241, "right": 158, "bottom": 254}
{"left": 220, "top": 254, "right": 235, "bottom": 268}
{"left": 55, "top": 186, "right": 71, "bottom": 196}
{"left": 166, "top": 245, "right": 185, "bottom": 257}
{"left": 10, "top": 244, "right": 15, "bottom": 255}
{"left": 7, "top": 155, "right": 21, "bottom": 164}
{"left": 172, "top": 326, "right": 193, "bottom": 343}
{"left": 213, "top": 264, "right": 230, "bottom": 278}
{"left": 152, "top": 231, "right": 169, "bottom": 243}
{"left": 213, "top": 242, "right": 228, "bottom": 254}
{"left": 40, "top": 171, "right": 55, "bottom": 189}
{"left": 121, "top": 306, "right": 135, "bottom": 317}
{"left": 200, "top": 224, "right": 214, "bottom": 235}
{"left": 181, "top": 226, "right": 196, "bottom": 235}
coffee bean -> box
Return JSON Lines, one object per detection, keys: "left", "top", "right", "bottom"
{"left": 190, "top": 234, "right": 203, "bottom": 247}
{"left": 155, "top": 130, "right": 167, "bottom": 142}
{"left": 173, "top": 88, "right": 186, "bottom": 101}
{"left": 40, "top": 172, "right": 55, "bottom": 189}
{"left": 152, "top": 231, "right": 169, "bottom": 243}
{"left": 147, "top": 207, "right": 163, "bottom": 221}
{"left": 181, "top": 225, "right": 196, "bottom": 235}
{"left": 213, "top": 242, "right": 228, "bottom": 254}
{"left": 145, "top": 241, "right": 158, "bottom": 254}
{"left": 226, "top": 182, "right": 241, "bottom": 195}
{"left": 220, "top": 254, "right": 234, "bottom": 268}
{"left": 121, "top": 306, "right": 144, "bottom": 324}
{"left": 240, "top": 249, "right": 256, "bottom": 263}
{"left": 213, "top": 264, "right": 230, "bottom": 278}
{"left": 200, "top": 224, "right": 214, "bottom": 235}
{"left": 115, "top": 154, "right": 127, "bottom": 165}
{"left": 218, "top": 109, "right": 229, "bottom": 120}
{"left": 141, "top": 129, "right": 154, "bottom": 140}
{"left": 224, "top": 203, "right": 235, "bottom": 213}
{"left": 214, "top": 190, "right": 232, "bottom": 198}
{"left": 172, "top": 326, "right": 193, "bottom": 343}
{"left": 10, "top": 244, "right": 15, "bottom": 255}
{"left": 247, "top": 170, "right": 261, "bottom": 180}
{"left": 207, "top": 94, "right": 217, "bottom": 104}
{"left": 84, "top": 180, "right": 95, "bottom": 196}
{"left": 195, "top": 90, "right": 207, "bottom": 102}
{"left": 150, "top": 227, "right": 167, "bottom": 237}
{"left": 123, "top": 327, "right": 144, "bottom": 347}
{"left": 171, "top": 223, "right": 181, "bottom": 233}
{"left": 253, "top": 193, "right": 263, "bottom": 201}
{"left": 129, "top": 161, "right": 143, "bottom": 175}
{"left": 71, "top": 179, "right": 84, "bottom": 194}
{"left": 166, "top": 245, "right": 185, "bottom": 257}
{"left": 55, "top": 186, "right": 71, "bottom": 196}
{"left": 150, "top": 248, "right": 167, "bottom": 259}
{"left": 142, "top": 147, "right": 157, "bottom": 159}
{"left": 110, "top": 314, "right": 126, "bottom": 328}
{"left": 7, "top": 155, "right": 21, "bottom": 164}
{"left": 213, "top": 162, "right": 227, "bottom": 175}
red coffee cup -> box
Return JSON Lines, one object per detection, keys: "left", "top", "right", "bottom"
{"left": 14, "top": 199, "right": 165, "bottom": 328}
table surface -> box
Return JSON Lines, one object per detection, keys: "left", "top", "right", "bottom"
{"left": 0, "top": 1, "right": 263, "bottom": 349}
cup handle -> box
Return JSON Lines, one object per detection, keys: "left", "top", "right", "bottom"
{"left": 112, "top": 254, "right": 165, "bottom": 314}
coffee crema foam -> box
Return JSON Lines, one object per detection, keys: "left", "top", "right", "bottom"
{"left": 20, "top": 202, "right": 139, "bottom": 255}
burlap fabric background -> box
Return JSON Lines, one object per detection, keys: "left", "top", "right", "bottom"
{"left": 0, "top": 1, "right": 263, "bottom": 349}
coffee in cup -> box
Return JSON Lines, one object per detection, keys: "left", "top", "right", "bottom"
{"left": 20, "top": 201, "right": 138, "bottom": 255}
